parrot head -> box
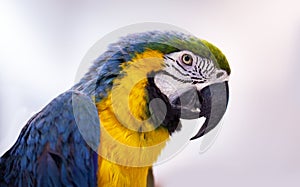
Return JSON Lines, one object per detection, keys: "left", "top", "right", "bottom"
{"left": 76, "top": 30, "right": 230, "bottom": 142}
{"left": 149, "top": 40, "right": 230, "bottom": 140}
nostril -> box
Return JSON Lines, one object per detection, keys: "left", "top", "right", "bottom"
{"left": 216, "top": 72, "right": 224, "bottom": 78}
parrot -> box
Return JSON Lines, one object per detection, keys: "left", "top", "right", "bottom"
{"left": 0, "top": 30, "right": 230, "bottom": 187}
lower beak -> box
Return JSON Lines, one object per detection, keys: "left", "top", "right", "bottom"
{"left": 172, "top": 81, "right": 229, "bottom": 140}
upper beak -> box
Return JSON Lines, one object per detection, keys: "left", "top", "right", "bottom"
{"left": 172, "top": 81, "right": 229, "bottom": 140}
{"left": 190, "top": 81, "right": 229, "bottom": 140}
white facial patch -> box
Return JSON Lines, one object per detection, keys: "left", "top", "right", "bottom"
{"left": 154, "top": 72, "right": 193, "bottom": 102}
{"left": 153, "top": 50, "right": 229, "bottom": 101}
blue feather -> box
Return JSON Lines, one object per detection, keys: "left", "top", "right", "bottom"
{"left": 0, "top": 91, "right": 100, "bottom": 186}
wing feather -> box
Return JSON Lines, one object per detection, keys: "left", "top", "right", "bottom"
{"left": 0, "top": 90, "right": 100, "bottom": 187}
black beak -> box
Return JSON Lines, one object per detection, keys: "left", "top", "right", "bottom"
{"left": 190, "top": 81, "right": 229, "bottom": 140}
{"left": 172, "top": 81, "right": 229, "bottom": 140}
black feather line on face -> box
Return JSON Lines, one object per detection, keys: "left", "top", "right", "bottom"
{"left": 146, "top": 73, "right": 181, "bottom": 134}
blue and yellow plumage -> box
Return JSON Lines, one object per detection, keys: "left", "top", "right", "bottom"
{"left": 0, "top": 31, "right": 230, "bottom": 186}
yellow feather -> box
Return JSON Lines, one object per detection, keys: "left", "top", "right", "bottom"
{"left": 96, "top": 50, "right": 170, "bottom": 187}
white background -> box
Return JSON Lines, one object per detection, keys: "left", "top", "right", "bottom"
{"left": 1, "top": 0, "right": 300, "bottom": 186}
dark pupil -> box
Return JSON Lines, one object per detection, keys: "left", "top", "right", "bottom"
{"left": 184, "top": 55, "right": 190, "bottom": 62}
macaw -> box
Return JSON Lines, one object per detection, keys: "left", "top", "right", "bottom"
{"left": 0, "top": 30, "right": 230, "bottom": 187}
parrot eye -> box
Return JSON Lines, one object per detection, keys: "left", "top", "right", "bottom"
{"left": 181, "top": 54, "right": 193, "bottom": 66}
